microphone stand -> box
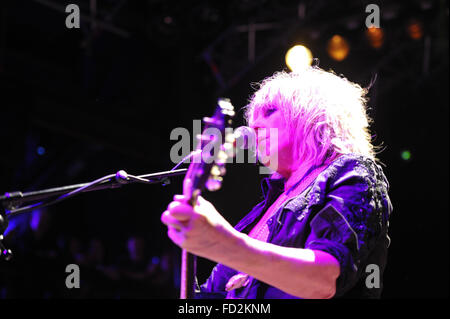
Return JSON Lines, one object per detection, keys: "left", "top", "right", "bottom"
{"left": 0, "top": 168, "right": 187, "bottom": 261}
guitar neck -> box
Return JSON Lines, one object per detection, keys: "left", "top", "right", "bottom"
{"left": 179, "top": 193, "right": 199, "bottom": 299}
{"left": 178, "top": 98, "right": 235, "bottom": 299}
{"left": 180, "top": 249, "right": 197, "bottom": 299}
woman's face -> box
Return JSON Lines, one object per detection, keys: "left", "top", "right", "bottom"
{"left": 249, "top": 105, "right": 294, "bottom": 176}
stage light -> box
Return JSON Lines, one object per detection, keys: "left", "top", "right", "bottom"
{"left": 401, "top": 150, "right": 411, "bottom": 161}
{"left": 366, "top": 26, "right": 384, "bottom": 49}
{"left": 407, "top": 19, "right": 423, "bottom": 40}
{"left": 37, "top": 146, "right": 46, "bottom": 156}
{"left": 326, "top": 35, "right": 350, "bottom": 61}
{"left": 285, "top": 45, "right": 313, "bottom": 72}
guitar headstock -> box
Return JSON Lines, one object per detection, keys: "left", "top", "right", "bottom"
{"left": 183, "top": 98, "right": 235, "bottom": 206}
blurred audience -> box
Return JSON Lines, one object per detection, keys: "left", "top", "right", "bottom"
{"left": 116, "top": 236, "right": 174, "bottom": 298}
{"left": 0, "top": 211, "right": 177, "bottom": 298}
{"left": 1, "top": 208, "right": 63, "bottom": 298}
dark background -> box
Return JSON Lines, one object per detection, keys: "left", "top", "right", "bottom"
{"left": 0, "top": 0, "right": 448, "bottom": 298}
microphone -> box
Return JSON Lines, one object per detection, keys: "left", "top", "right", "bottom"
{"left": 233, "top": 126, "right": 256, "bottom": 150}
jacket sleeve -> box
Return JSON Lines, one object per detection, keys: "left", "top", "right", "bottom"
{"left": 196, "top": 263, "right": 238, "bottom": 299}
{"left": 304, "top": 163, "right": 390, "bottom": 297}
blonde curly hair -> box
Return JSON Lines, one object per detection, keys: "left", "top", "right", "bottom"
{"left": 245, "top": 66, "right": 376, "bottom": 168}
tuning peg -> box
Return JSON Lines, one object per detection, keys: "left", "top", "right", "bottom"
{"left": 217, "top": 99, "right": 235, "bottom": 116}
{"left": 215, "top": 150, "right": 228, "bottom": 165}
{"left": 203, "top": 117, "right": 222, "bottom": 126}
{"left": 210, "top": 165, "right": 221, "bottom": 177}
{"left": 196, "top": 134, "right": 214, "bottom": 144}
{"left": 206, "top": 176, "right": 223, "bottom": 191}
{"left": 221, "top": 142, "right": 234, "bottom": 158}
{"left": 225, "top": 130, "right": 235, "bottom": 143}
{"left": 211, "top": 164, "right": 226, "bottom": 177}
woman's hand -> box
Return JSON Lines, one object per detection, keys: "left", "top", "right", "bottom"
{"left": 161, "top": 195, "right": 237, "bottom": 259}
{"left": 161, "top": 195, "right": 340, "bottom": 299}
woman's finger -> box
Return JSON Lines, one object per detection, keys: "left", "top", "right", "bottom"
{"left": 161, "top": 211, "right": 185, "bottom": 230}
{"left": 167, "top": 201, "right": 194, "bottom": 220}
{"left": 168, "top": 227, "right": 185, "bottom": 246}
{"left": 174, "top": 194, "right": 188, "bottom": 202}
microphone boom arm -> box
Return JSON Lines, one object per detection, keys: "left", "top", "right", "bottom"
{"left": 0, "top": 168, "right": 187, "bottom": 261}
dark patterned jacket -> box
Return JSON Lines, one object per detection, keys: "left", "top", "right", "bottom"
{"left": 198, "top": 154, "right": 392, "bottom": 299}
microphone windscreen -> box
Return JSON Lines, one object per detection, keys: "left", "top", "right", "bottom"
{"left": 234, "top": 126, "right": 256, "bottom": 150}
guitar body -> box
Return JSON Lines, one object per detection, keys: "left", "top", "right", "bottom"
{"left": 179, "top": 98, "right": 235, "bottom": 299}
